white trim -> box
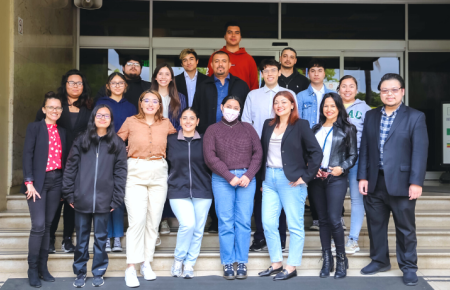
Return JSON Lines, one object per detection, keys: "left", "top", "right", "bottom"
{"left": 408, "top": 40, "right": 450, "bottom": 52}
{"left": 80, "top": 36, "right": 150, "bottom": 49}
{"left": 278, "top": 2, "right": 282, "bottom": 40}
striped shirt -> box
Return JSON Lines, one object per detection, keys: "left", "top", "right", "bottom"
{"left": 379, "top": 104, "right": 402, "bottom": 169}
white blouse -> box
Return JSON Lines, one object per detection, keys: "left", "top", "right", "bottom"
{"left": 315, "top": 126, "right": 333, "bottom": 169}
{"left": 267, "top": 132, "right": 284, "bottom": 168}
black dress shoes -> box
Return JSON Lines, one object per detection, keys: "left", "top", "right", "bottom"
{"left": 273, "top": 269, "right": 297, "bottom": 281}
{"left": 360, "top": 262, "right": 391, "bottom": 275}
{"left": 403, "top": 272, "right": 419, "bottom": 286}
{"left": 258, "top": 265, "right": 284, "bottom": 277}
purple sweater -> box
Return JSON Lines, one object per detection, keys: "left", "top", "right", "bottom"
{"left": 203, "top": 118, "right": 263, "bottom": 182}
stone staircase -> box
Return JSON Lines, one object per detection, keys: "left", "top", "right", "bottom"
{"left": 1, "top": 192, "right": 450, "bottom": 274}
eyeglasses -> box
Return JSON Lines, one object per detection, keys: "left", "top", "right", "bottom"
{"left": 262, "top": 68, "right": 278, "bottom": 74}
{"left": 67, "top": 81, "right": 83, "bottom": 87}
{"left": 142, "top": 98, "right": 159, "bottom": 105}
{"left": 45, "top": 106, "right": 63, "bottom": 112}
{"left": 380, "top": 88, "right": 402, "bottom": 95}
{"left": 95, "top": 114, "right": 111, "bottom": 120}
{"left": 110, "top": 81, "right": 125, "bottom": 87}
{"left": 126, "top": 62, "right": 141, "bottom": 67}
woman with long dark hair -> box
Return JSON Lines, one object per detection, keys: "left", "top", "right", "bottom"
{"left": 203, "top": 95, "right": 262, "bottom": 281}
{"left": 96, "top": 72, "right": 137, "bottom": 253}
{"left": 258, "top": 91, "right": 322, "bottom": 281}
{"left": 308, "top": 92, "right": 357, "bottom": 279}
{"left": 62, "top": 104, "right": 127, "bottom": 288}
{"left": 36, "top": 69, "right": 94, "bottom": 253}
{"left": 22, "top": 92, "right": 67, "bottom": 288}
{"left": 151, "top": 63, "right": 188, "bottom": 238}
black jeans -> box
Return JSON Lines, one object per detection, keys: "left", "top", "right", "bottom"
{"left": 254, "top": 176, "right": 287, "bottom": 242}
{"left": 309, "top": 175, "right": 347, "bottom": 253}
{"left": 364, "top": 172, "right": 418, "bottom": 272}
{"left": 73, "top": 212, "right": 110, "bottom": 276}
{"left": 27, "top": 170, "right": 62, "bottom": 261}
{"left": 50, "top": 198, "right": 75, "bottom": 240}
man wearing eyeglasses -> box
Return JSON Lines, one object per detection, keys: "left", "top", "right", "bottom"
{"left": 242, "top": 59, "right": 296, "bottom": 253}
{"left": 95, "top": 55, "right": 151, "bottom": 109}
{"left": 358, "top": 73, "right": 428, "bottom": 286}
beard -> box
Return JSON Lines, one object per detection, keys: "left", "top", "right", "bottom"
{"left": 124, "top": 71, "right": 141, "bottom": 80}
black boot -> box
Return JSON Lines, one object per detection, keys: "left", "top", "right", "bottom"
{"left": 28, "top": 255, "right": 42, "bottom": 288}
{"left": 38, "top": 248, "right": 55, "bottom": 282}
{"left": 320, "top": 249, "right": 334, "bottom": 278}
{"left": 334, "top": 252, "right": 348, "bottom": 279}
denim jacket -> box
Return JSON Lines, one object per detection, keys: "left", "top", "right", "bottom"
{"left": 296, "top": 84, "right": 335, "bottom": 128}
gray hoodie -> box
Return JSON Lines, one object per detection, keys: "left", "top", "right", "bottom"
{"left": 346, "top": 99, "right": 372, "bottom": 150}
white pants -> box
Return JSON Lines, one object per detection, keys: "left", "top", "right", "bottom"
{"left": 125, "top": 158, "right": 168, "bottom": 264}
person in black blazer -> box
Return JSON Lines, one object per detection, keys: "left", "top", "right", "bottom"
{"left": 358, "top": 74, "right": 428, "bottom": 286}
{"left": 22, "top": 92, "right": 67, "bottom": 287}
{"left": 258, "top": 91, "right": 322, "bottom": 281}
{"left": 308, "top": 92, "right": 357, "bottom": 279}
{"left": 35, "top": 69, "right": 93, "bottom": 254}
{"left": 175, "top": 49, "right": 208, "bottom": 107}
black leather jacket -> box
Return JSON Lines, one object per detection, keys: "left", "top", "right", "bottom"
{"left": 313, "top": 123, "right": 358, "bottom": 175}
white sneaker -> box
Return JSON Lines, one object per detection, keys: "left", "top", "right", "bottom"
{"left": 140, "top": 262, "right": 156, "bottom": 281}
{"left": 155, "top": 233, "right": 162, "bottom": 247}
{"left": 345, "top": 238, "right": 360, "bottom": 254}
{"left": 160, "top": 220, "right": 170, "bottom": 234}
{"left": 171, "top": 259, "right": 183, "bottom": 277}
{"left": 310, "top": 220, "right": 320, "bottom": 231}
{"left": 182, "top": 264, "right": 194, "bottom": 279}
{"left": 105, "top": 238, "right": 111, "bottom": 253}
{"left": 331, "top": 238, "right": 336, "bottom": 252}
{"left": 125, "top": 267, "right": 140, "bottom": 288}
{"left": 341, "top": 217, "right": 347, "bottom": 230}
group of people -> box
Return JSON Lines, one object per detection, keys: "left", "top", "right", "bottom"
{"left": 22, "top": 21, "right": 428, "bottom": 289}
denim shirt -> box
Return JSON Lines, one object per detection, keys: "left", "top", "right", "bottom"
{"left": 214, "top": 74, "right": 230, "bottom": 122}
{"left": 296, "top": 84, "right": 336, "bottom": 128}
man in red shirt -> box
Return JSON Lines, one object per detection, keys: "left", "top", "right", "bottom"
{"left": 207, "top": 21, "right": 259, "bottom": 91}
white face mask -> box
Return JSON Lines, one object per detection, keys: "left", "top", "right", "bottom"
{"left": 223, "top": 108, "right": 240, "bottom": 122}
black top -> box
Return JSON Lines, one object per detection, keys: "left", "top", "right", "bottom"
{"left": 260, "top": 119, "right": 322, "bottom": 183}
{"left": 70, "top": 112, "right": 78, "bottom": 127}
{"left": 21, "top": 119, "right": 67, "bottom": 194}
{"left": 166, "top": 131, "right": 212, "bottom": 199}
{"left": 174, "top": 71, "right": 209, "bottom": 102}
{"left": 95, "top": 77, "right": 151, "bottom": 109}
{"left": 62, "top": 135, "right": 128, "bottom": 213}
{"left": 191, "top": 74, "right": 250, "bottom": 134}
{"left": 357, "top": 105, "right": 429, "bottom": 197}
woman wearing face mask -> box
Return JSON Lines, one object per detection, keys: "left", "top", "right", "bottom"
{"left": 203, "top": 95, "right": 262, "bottom": 281}
{"left": 308, "top": 93, "right": 357, "bottom": 279}
{"left": 166, "top": 107, "right": 212, "bottom": 279}
{"left": 258, "top": 91, "right": 322, "bottom": 281}
{"left": 337, "top": 76, "right": 371, "bottom": 255}
{"left": 35, "top": 69, "right": 93, "bottom": 254}
{"left": 151, "top": 63, "right": 188, "bottom": 239}
{"left": 22, "top": 92, "right": 67, "bottom": 288}
{"left": 118, "top": 90, "right": 177, "bottom": 288}
{"left": 96, "top": 72, "right": 137, "bottom": 253}
{"left": 63, "top": 105, "right": 127, "bottom": 288}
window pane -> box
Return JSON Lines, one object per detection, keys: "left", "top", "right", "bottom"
{"left": 282, "top": 4, "right": 405, "bottom": 40}
{"left": 409, "top": 5, "right": 450, "bottom": 40}
{"left": 409, "top": 52, "right": 450, "bottom": 171}
{"left": 296, "top": 57, "right": 340, "bottom": 91}
{"left": 153, "top": 1, "right": 278, "bottom": 38}
{"left": 344, "top": 57, "right": 400, "bottom": 108}
{"left": 80, "top": 1, "right": 149, "bottom": 36}
{"left": 80, "top": 49, "right": 150, "bottom": 97}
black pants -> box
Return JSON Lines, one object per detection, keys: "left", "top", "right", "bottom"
{"left": 50, "top": 198, "right": 75, "bottom": 240}
{"left": 309, "top": 175, "right": 347, "bottom": 253}
{"left": 73, "top": 212, "right": 110, "bottom": 276}
{"left": 254, "top": 177, "right": 287, "bottom": 242}
{"left": 27, "top": 170, "right": 62, "bottom": 262}
{"left": 364, "top": 172, "right": 417, "bottom": 272}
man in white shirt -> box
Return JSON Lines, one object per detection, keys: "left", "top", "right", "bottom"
{"left": 242, "top": 59, "right": 296, "bottom": 252}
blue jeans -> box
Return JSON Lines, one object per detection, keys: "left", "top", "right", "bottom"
{"left": 348, "top": 160, "right": 364, "bottom": 241}
{"left": 212, "top": 169, "right": 256, "bottom": 265}
{"left": 262, "top": 168, "right": 307, "bottom": 266}
{"left": 107, "top": 202, "right": 125, "bottom": 238}
{"left": 170, "top": 198, "right": 212, "bottom": 266}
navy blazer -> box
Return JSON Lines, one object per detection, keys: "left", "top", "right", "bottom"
{"left": 21, "top": 119, "right": 67, "bottom": 194}
{"left": 357, "top": 104, "right": 429, "bottom": 196}
{"left": 260, "top": 118, "right": 323, "bottom": 183}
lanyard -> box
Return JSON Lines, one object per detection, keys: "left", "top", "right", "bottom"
{"left": 322, "top": 127, "right": 333, "bottom": 153}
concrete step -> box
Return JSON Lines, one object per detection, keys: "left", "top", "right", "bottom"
{"left": 1, "top": 228, "right": 449, "bottom": 251}
{"left": 0, "top": 248, "right": 449, "bottom": 273}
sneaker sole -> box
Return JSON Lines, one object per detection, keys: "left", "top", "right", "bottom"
{"left": 160, "top": 230, "right": 170, "bottom": 234}
{"left": 92, "top": 280, "right": 104, "bottom": 287}
{"left": 125, "top": 280, "right": 140, "bottom": 288}
{"left": 73, "top": 282, "right": 85, "bottom": 288}
{"left": 105, "top": 249, "right": 111, "bottom": 253}
{"left": 112, "top": 248, "right": 123, "bottom": 252}
{"left": 310, "top": 227, "right": 319, "bottom": 231}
